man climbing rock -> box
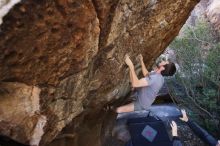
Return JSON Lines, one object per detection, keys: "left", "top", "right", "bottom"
{"left": 116, "top": 54, "right": 176, "bottom": 113}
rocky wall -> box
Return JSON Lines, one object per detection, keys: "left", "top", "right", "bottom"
{"left": 0, "top": 0, "right": 199, "bottom": 145}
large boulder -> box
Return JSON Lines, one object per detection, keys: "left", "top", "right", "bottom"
{"left": 0, "top": 0, "right": 199, "bottom": 145}
{"left": 206, "top": 0, "right": 220, "bottom": 31}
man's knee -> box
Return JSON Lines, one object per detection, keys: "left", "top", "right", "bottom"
{"left": 116, "top": 103, "right": 134, "bottom": 113}
{"left": 116, "top": 107, "right": 122, "bottom": 113}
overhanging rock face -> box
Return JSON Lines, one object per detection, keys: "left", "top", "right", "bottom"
{"left": 0, "top": 0, "right": 199, "bottom": 145}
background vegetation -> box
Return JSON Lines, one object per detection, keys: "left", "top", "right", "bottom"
{"left": 168, "top": 20, "right": 220, "bottom": 136}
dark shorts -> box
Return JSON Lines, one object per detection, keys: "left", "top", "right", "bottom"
{"left": 132, "top": 91, "right": 150, "bottom": 111}
{"left": 134, "top": 100, "right": 150, "bottom": 111}
{"left": 134, "top": 100, "right": 143, "bottom": 111}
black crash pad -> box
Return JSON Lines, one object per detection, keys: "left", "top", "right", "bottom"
{"left": 127, "top": 116, "right": 172, "bottom": 146}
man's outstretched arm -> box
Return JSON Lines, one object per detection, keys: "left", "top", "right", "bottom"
{"left": 138, "top": 54, "right": 149, "bottom": 77}
{"left": 125, "top": 55, "right": 148, "bottom": 87}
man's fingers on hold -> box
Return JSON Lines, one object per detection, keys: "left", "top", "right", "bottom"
{"left": 125, "top": 54, "right": 130, "bottom": 57}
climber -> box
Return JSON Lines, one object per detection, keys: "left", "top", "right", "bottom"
{"left": 179, "top": 109, "right": 220, "bottom": 146}
{"left": 116, "top": 54, "right": 176, "bottom": 113}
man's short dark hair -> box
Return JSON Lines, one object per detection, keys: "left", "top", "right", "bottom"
{"left": 161, "top": 62, "right": 176, "bottom": 76}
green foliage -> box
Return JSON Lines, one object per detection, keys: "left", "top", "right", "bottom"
{"left": 168, "top": 20, "right": 220, "bottom": 135}
{"left": 204, "top": 43, "right": 220, "bottom": 86}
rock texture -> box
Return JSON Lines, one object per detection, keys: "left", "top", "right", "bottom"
{"left": 0, "top": 82, "right": 46, "bottom": 145}
{"left": 207, "top": 0, "right": 220, "bottom": 31}
{"left": 0, "top": 0, "right": 21, "bottom": 25}
{"left": 0, "top": 0, "right": 199, "bottom": 145}
{"left": 184, "top": 0, "right": 220, "bottom": 31}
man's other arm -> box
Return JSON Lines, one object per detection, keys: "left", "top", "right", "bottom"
{"left": 138, "top": 54, "right": 149, "bottom": 77}
{"left": 125, "top": 55, "right": 148, "bottom": 88}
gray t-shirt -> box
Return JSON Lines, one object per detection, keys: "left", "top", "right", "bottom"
{"left": 137, "top": 72, "right": 164, "bottom": 109}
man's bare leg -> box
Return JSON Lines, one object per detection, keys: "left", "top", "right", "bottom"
{"left": 116, "top": 102, "right": 134, "bottom": 113}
